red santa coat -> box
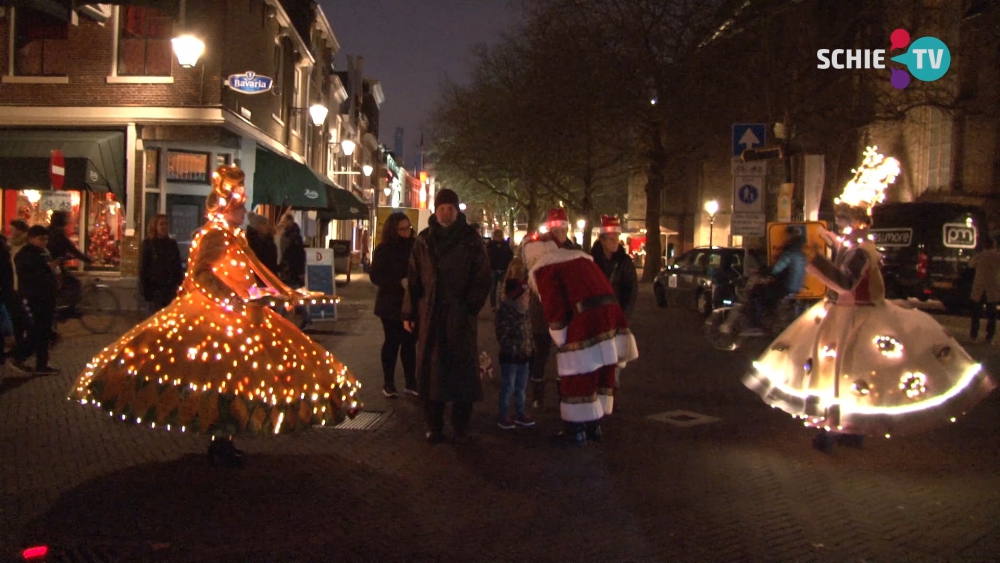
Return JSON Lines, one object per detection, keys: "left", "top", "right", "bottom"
{"left": 526, "top": 244, "right": 639, "bottom": 421}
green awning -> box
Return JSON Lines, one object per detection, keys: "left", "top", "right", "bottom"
{"left": 252, "top": 148, "right": 329, "bottom": 209}
{"left": 0, "top": 130, "right": 126, "bottom": 199}
{"left": 322, "top": 184, "right": 370, "bottom": 220}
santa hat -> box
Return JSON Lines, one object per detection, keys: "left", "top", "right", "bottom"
{"left": 546, "top": 208, "right": 568, "bottom": 229}
{"left": 599, "top": 215, "right": 621, "bottom": 234}
{"left": 522, "top": 240, "right": 558, "bottom": 271}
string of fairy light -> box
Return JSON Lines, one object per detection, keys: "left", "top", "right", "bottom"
{"left": 747, "top": 146, "right": 987, "bottom": 439}
{"left": 70, "top": 170, "right": 360, "bottom": 434}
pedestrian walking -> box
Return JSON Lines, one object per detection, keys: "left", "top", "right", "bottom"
{"left": 523, "top": 239, "right": 638, "bottom": 446}
{"left": 278, "top": 222, "right": 311, "bottom": 330}
{"left": 246, "top": 212, "right": 279, "bottom": 280}
{"left": 494, "top": 257, "right": 535, "bottom": 429}
{"left": 402, "top": 189, "right": 492, "bottom": 444}
{"left": 370, "top": 211, "right": 417, "bottom": 398}
{"left": 591, "top": 215, "right": 638, "bottom": 319}
{"left": 0, "top": 234, "right": 15, "bottom": 374}
{"left": 140, "top": 213, "right": 184, "bottom": 312}
{"left": 969, "top": 237, "right": 1000, "bottom": 344}
{"left": 7, "top": 220, "right": 29, "bottom": 356}
{"left": 591, "top": 215, "right": 639, "bottom": 390}
{"left": 12, "top": 225, "right": 59, "bottom": 376}
{"left": 47, "top": 211, "right": 93, "bottom": 319}
{"left": 487, "top": 229, "right": 514, "bottom": 311}
{"left": 527, "top": 208, "right": 580, "bottom": 410}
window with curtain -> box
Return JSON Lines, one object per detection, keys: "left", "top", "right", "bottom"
{"left": 118, "top": 6, "right": 173, "bottom": 76}
{"left": 14, "top": 8, "right": 69, "bottom": 76}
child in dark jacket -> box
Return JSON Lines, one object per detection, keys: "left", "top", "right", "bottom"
{"left": 494, "top": 257, "right": 535, "bottom": 429}
{"left": 13, "top": 225, "right": 59, "bottom": 375}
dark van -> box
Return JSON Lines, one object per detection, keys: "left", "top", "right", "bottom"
{"left": 870, "top": 202, "right": 989, "bottom": 310}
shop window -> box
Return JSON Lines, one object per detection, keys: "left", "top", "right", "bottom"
{"left": 166, "top": 193, "right": 205, "bottom": 263}
{"left": 14, "top": 8, "right": 69, "bottom": 76}
{"left": 118, "top": 6, "right": 172, "bottom": 76}
{"left": 144, "top": 148, "right": 160, "bottom": 188}
{"left": 86, "top": 192, "right": 124, "bottom": 270}
{"left": 4, "top": 188, "right": 81, "bottom": 264}
{"left": 166, "top": 150, "right": 210, "bottom": 183}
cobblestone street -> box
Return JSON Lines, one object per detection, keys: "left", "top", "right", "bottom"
{"left": 2, "top": 277, "right": 999, "bottom": 562}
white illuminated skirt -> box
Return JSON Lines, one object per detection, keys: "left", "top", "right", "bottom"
{"left": 743, "top": 299, "right": 996, "bottom": 437}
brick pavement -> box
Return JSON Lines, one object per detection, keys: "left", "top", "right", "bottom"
{"left": 1, "top": 277, "right": 999, "bottom": 562}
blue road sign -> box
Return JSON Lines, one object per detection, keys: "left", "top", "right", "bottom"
{"left": 738, "top": 183, "right": 759, "bottom": 205}
{"left": 732, "top": 123, "right": 767, "bottom": 157}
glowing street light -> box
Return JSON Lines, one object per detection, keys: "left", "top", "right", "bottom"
{"left": 362, "top": 164, "right": 373, "bottom": 177}
{"left": 340, "top": 139, "right": 356, "bottom": 156}
{"left": 704, "top": 200, "right": 719, "bottom": 247}
{"left": 307, "top": 104, "right": 329, "bottom": 126}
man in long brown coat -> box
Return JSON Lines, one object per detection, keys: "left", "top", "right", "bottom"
{"left": 403, "top": 189, "right": 493, "bottom": 443}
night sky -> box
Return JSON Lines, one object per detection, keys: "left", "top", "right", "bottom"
{"left": 320, "top": 0, "right": 521, "bottom": 168}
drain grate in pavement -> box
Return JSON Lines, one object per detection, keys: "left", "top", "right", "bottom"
{"left": 328, "top": 410, "right": 387, "bottom": 430}
{"left": 647, "top": 410, "right": 720, "bottom": 427}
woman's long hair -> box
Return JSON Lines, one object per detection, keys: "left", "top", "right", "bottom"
{"left": 146, "top": 213, "right": 169, "bottom": 240}
{"left": 381, "top": 212, "right": 411, "bottom": 246}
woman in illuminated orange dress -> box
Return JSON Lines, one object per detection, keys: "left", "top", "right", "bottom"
{"left": 69, "top": 166, "right": 361, "bottom": 466}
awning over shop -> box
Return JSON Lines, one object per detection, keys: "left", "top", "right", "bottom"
{"left": 322, "top": 184, "right": 370, "bottom": 221}
{"left": 1, "top": 0, "right": 74, "bottom": 21}
{"left": 253, "top": 148, "right": 330, "bottom": 209}
{"left": 0, "top": 130, "right": 126, "bottom": 200}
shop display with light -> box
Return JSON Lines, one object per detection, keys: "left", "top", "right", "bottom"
{"left": 742, "top": 147, "right": 995, "bottom": 442}
{"left": 69, "top": 166, "right": 360, "bottom": 464}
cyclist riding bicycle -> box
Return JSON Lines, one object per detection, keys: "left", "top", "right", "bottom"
{"left": 47, "top": 211, "right": 94, "bottom": 319}
{"left": 742, "top": 227, "right": 807, "bottom": 336}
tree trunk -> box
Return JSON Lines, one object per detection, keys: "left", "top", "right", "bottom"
{"left": 581, "top": 193, "right": 594, "bottom": 251}
{"left": 641, "top": 123, "right": 667, "bottom": 282}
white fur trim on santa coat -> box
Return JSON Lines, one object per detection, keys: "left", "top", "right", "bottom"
{"left": 549, "top": 327, "right": 568, "bottom": 347}
{"left": 597, "top": 394, "right": 613, "bottom": 416}
{"left": 527, "top": 247, "right": 593, "bottom": 293}
{"left": 560, "top": 398, "right": 605, "bottom": 423}
{"left": 556, "top": 332, "right": 638, "bottom": 376}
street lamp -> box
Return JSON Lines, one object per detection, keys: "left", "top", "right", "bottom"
{"left": 704, "top": 200, "right": 719, "bottom": 247}
{"left": 383, "top": 187, "right": 392, "bottom": 197}
{"left": 171, "top": 0, "right": 204, "bottom": 68}
{"left": 340, "top": 139, "right": 356, "bottom": 156}
{"left": 362, "top": 164, "right": 373, "bottom": 177}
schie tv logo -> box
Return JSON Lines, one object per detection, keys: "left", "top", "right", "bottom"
{"left": 816, "top": 28, "right": 950, "bottom": 90}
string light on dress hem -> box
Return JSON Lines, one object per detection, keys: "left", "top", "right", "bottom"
{"left": 68, "top": 165, "right": 361, "bottom": 436}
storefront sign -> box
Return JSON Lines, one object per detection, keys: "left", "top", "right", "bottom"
{"left": 40, "top": 191, "right": 73, "bottom": 213}
{"left": 226, "top": 71, "right": 273, "bottom": 95}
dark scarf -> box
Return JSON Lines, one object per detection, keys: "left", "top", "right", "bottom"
{"left": 428, "top": 212, "right": 468, "bottom": 257}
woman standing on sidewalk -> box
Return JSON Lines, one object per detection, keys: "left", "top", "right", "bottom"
{"left": 370, "top": 212, "right": 417, "bottom": 398}
{"left": 140, "top": 214, "right": 184, "bottom": 313}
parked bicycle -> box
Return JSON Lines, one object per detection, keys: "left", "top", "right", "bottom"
{"left": 55, "top": 273, "right": 120, "bottom": 334}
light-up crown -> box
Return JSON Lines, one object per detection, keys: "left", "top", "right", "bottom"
{"left": 834, "top": 146, "right": 900, "bottom": 212}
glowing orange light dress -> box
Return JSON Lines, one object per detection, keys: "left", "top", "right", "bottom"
{"left": 70, "top": 201, "right": 360, "bottom": 436}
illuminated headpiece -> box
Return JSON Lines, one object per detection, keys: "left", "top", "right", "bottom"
{"left": 206, "top": 165, "right": 247, "bottom": 218}
{"left": 834, "top": 146, "right": 900, "bottom": 214}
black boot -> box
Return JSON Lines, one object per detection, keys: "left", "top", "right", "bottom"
{"left": 551, "top": 422, "right": 586, "bottom": 447}
{"left": 585, "top": 420, "right": 602, "bottom": 442}
{"left": 207, "top": 436, "right": 245, "bottom": 467}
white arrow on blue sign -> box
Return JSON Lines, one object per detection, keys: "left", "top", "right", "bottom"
{"left": 732, "top": 123, "right": 767, "bottom": 158}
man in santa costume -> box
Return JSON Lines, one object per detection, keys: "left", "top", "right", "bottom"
{"left": 523, "top": 237, "right": 638, "bottom": 446}
{"left": 527, "top": 208, "right": 580, "bottom": 410}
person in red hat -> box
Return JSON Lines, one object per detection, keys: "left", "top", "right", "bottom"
{"left": 591, "top": 215, "right": 638, "bottom": 319}
{"left": 591, "top": 214, "right": 639, "bottom": 392}
{"left": 526, "top": 208, "right": 580, "bottom": 410}
{"left": 522, "top": 238, "right": 638, "bottom": 445}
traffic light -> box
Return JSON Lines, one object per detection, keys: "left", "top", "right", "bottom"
{"left": 741, "top": 146, "right": 784, "bottom": 162}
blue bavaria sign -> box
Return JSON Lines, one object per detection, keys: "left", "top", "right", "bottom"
{"left": 227, "top": 71, "right": 273, "bottom": 95}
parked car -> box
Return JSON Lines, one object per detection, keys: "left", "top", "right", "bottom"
{"left": 870, "top": 202, "right": 989, "bottom": 311}
{"left": 653, "top": 247, "right": 764, "bottom": 315}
